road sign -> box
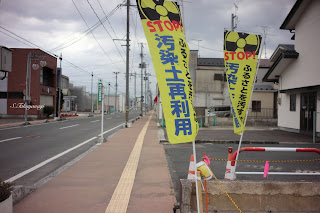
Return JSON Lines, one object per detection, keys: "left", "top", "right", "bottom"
{"left": 98, "top": 80, "right": 102, "bottom": 102}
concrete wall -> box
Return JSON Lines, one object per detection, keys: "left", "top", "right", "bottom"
{"left": 180, "top": 180, "right": 320, "bottom": 213}
{"left": 196, "top": 67, "right": 225, "bottom": 93}
{"left": 251, "top": 91, "right": 275, "bottom": 109}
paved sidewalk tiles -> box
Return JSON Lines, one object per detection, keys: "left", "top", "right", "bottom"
{"left": 13, "top": 112, "right": 176, "bottom": 213}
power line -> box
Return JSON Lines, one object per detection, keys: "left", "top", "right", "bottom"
{"left": 50, "top": 4, "right": 121, "bottom": 52}
{"left": 96, "top": 0, "right": 124, "bottom": 43}
{"left": 86, "top": 0, "right": 126, "bottom": 63}
{"left": 0, "top": 29, "right": 34, "bottom": 48}
{"left": 72, "top": 0, "right": 122, "bottom": 72}
{"left": 0, "top": 26, "right": 53, "bottom": 55}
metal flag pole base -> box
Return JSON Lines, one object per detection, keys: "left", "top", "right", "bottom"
{"left": 98, "top": 137, "right": 105, "bottom": 144}
{"left": 193, "top": 141, "right": 200, "bottom": 213}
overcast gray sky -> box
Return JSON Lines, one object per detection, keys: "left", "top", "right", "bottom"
{"left": 0, "top": 0, "right": 296, "bottom": 96}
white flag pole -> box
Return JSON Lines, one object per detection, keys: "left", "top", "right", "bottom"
{"left": 234, "top": 33, "right": 266, "bottom": 174}
{"left": 192, "top": 140, "right": 200, "bottom": 213}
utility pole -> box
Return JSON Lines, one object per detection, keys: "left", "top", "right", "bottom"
{"left": 24, "top": 52, "right": 31, "bottom": 125}
{"left": 260, "top": 25, "right": 270, "bottom": 59}
{"left": 139, "top": 43, "right": 144, "bottom": 116}
{"left": 107, "top": 82, "right": 110, "bottom": 113}
{"left": 91, "top": 72, "right": 93, "bottom": 116}
{"left": 144, "top": 66, "right": 147, "bottom": 115}
{"left": 149, "top": 81, "right": 152, "bottom": 110}
{"left": 113, "top": 71, "right": 120, "bottom": 112}
{"left": 134, "top": 72, "right": 136, "bottom": 110}
{"left": 129, "top": 73, "right": 136, "bottom": 110}
{"left": 58, "top": 53, "right": 62, "bottom": 119}
{"left": 99, "top": 80, "right": 104, "bottom": 143}
{"left": 191, "top": 39, "right": 202, "bottom": 57}
{"left": 231, "top": 3, "right": 238, "bottom": 31}
{"left": 125, "top": 0, "right": 130, "bottom": 127}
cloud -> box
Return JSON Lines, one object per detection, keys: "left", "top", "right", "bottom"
{"left": 0, "top": 0, "right": 297, "bottom": 96}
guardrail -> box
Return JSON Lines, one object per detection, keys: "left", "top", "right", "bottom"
{"left": 224, "top": 147, "right": 320, "bottom": 180}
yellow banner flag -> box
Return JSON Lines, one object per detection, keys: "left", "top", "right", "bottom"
{"left": 223, "top": 30, "right": 262, "bottom": 135}
{"left": 136, "top": 0, "right": 198, "bottom": 143}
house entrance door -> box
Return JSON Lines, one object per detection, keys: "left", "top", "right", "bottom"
{"left": 300, "top": 92, "right": 317, "bottom": 132}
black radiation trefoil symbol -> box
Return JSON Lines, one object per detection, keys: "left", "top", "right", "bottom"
{"left": 137, "top": 0, "right": 181, "bottom": 23}
{"left": 224, "top": 31, "right": 261, "bottom": 55}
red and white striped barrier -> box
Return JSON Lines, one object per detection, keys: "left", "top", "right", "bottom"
{"left": 225, "top": 147, "right": 320, "bottom": 180}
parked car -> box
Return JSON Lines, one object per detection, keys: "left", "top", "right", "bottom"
{"left": 208, "top": 105, "right": 231, "bottom": 117}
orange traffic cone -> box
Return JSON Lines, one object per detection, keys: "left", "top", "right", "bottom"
{"left": 187, "top": 154, "right": 196, "bottom": 180}
{"left": 224, "top": 147, "right": 236, "bottom": 180}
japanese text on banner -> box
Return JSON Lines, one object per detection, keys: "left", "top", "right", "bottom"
{"left": 223, "top": 30, "right": 262, "bottom": 135}
{"left": 137, "top": 0, "right": 198, "bottom": 143}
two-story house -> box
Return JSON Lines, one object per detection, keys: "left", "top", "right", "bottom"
{"left": 263, "top": 0, "right": 320, "bottom": 136}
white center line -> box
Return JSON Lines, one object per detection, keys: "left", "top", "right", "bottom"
{"left": 90, "top": 120, "right": 100, "bottom": 123}
{"left": 6, "top": 136, "right": 97, "bottom": 183}
{"left": 0, "top": 137, "right": 23, "bottom": 143}
{"left": 59, "top": 124, "right": 79, "bottom": 129}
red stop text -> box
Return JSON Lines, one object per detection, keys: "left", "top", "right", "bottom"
{"left": 224, "top": 51, "right": 256, "bottom": 61}
{"left": 147, "top": 20, "right": 183, "bottom": 33}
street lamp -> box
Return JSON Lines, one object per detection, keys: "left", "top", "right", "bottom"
{"left": 24, "top": 51, "right": 46, "bottom": 125}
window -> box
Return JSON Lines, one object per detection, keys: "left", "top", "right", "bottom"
{"left": 8, "top": 92, "right": 24, "bottom": 99}
{"left": 40, "top": 69, "right": 43, "bottom": 84}
{"left": 252, "top": 101, "right": 261, "bottom": 112}
{"left": 214, "top": 74, "right": 223, "bottom": 81}
{"left": 42, "top": 67, "right": 54, "bottom": 87}
{"left": 0, "top": 92, "right": 7, "bottom": 99}
{"left": 290, "top": 94, "right": 296, "bottom": 111}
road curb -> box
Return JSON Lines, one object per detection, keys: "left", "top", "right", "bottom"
{"left": 157, "top": 129, "right": 280, "bottom": 144}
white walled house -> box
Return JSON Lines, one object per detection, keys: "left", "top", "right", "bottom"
{"left": 263, "top": 0, "right": 320, "bottom": 136}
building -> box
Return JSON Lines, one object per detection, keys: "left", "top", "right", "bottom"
{"left": 60, "top": 75, "right": 77, "bottom": 112}
{"left": 0, "top": 48, "right": 57, "bottom": 118}
{"left": 263, "top": 0, "right": 320, "bottom": 135}
{"left": 189, "top": 50, "right": 275, "bottom": 118}
{"left": 0, "top": 46, "right": 12, "bottom": 115}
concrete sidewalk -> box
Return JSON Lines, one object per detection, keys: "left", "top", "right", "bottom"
{"left": 13, "top": 112, "right": 176, "bottom": 213}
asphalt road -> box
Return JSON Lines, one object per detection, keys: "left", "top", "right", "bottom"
{"left": 0, "top": 111, "right": 140, "bottom": 186}
{"left": 164, "top": 142, "right": 320, "bottom": 200}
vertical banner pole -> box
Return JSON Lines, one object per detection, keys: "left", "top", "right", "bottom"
{"left": 234, "top": 34, "right": 266, "bottom": 172}
{"left": 193, "top": 141, "right": 200, "bottom": 213}
{"left": 100, "top": 82, "right": 104, "bottom": 143}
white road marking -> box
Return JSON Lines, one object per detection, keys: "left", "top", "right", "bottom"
{"left": 0, "top": 126, "right": 21, "bottom": 131}
{"left": 98, "top": 123, "right": 125, "bottom": 136}
{"left": 106, "top": 117, "right": 112, "bottom": 119}
{"left": 5, "top": 136, "right": 97, "bottom": 182}
{"left": 90, "top": 120, "right": 100, "bottom": 123}
{"left": 59, "top": 124, "right": 79, "bottom": 129}
{"left": 0, "top": 137, "right": 23, "bottom": 143}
